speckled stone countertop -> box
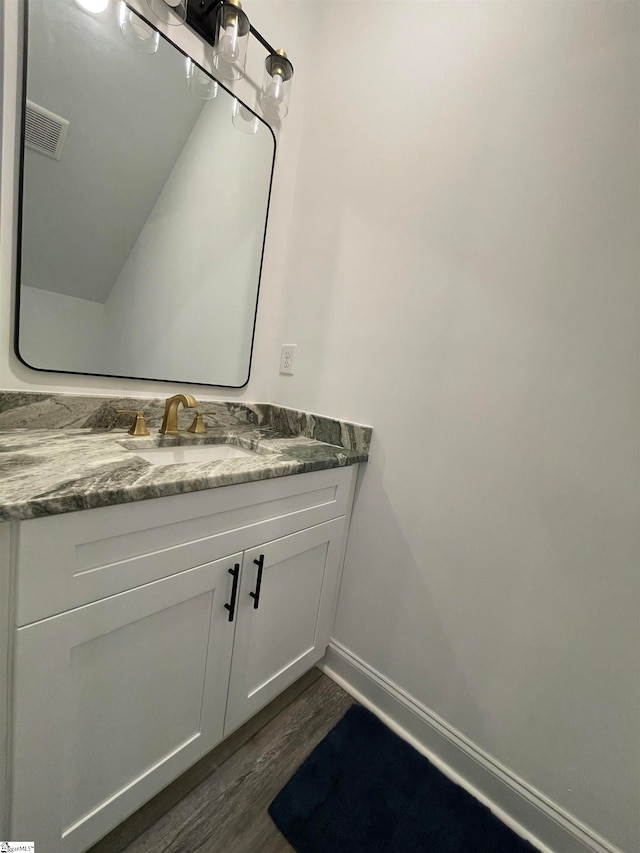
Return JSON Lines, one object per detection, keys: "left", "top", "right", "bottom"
{"left": 0, "top": 393, "right": 371, "bottom": 521}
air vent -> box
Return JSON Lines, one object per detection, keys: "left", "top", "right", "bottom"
{"left": 24, "top": 100, "right": 70, "bottom": 160}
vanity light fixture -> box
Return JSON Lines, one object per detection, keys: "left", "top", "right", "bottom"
{"left": 231, "top": 98, "right": 258, "bottom": 134}
{"left": 118, "top": 2, "right": 160, "bottom": 53}
{"left": 186, "top": 57, "right": 219, "bottom": 99}
{"left": 211, "top": 0, "right": 250, "bottom": 81}
{"left": 146, "top": 0, "right": 187, "bottom": 26}
{"left": 259, "top": 49, "right": 293, "bottom": 119}
{"left": 144, "top": 0, "right": 295, "bottom": 120}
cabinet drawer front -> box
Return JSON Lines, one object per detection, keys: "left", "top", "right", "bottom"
{"left": 11, "top": 555, "right": 239, "bottom": 852}
{"left": 16, "top": 466, "right": 356, "bottom": 625}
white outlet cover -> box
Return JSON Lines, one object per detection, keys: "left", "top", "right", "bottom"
{"left": 280, "top": 344, "right": 296, "bottom": 375}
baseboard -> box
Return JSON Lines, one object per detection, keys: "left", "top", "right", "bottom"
{"left": 321, "top": 641, "right": 622, "bottom": 853}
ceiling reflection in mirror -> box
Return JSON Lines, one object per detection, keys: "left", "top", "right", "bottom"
{"left": 16, "top": 0, "right": 275, "bottom": 387}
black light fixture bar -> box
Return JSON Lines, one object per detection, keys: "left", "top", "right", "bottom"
{"left": 248, "top": 23, "right": 276, "bottom": 56}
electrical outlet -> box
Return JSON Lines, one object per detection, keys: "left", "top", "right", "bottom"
{"left": 280, "top": 344, "right": 296, "bottom": 375}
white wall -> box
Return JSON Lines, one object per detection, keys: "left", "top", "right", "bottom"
{"left": 272, "top": 2, "right": 639, "bottom": 851}
{"left": 19, "top": 286, "right": 104, "bottom": 373}
{"left": 0, "top": 0, "right": 318, "bottom": 401}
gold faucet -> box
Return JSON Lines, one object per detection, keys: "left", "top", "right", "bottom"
{"left": 159, "top": 394, "right": 197, "bottom": 435}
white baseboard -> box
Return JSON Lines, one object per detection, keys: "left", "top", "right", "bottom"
{"left": 320, "top": 641, "right": 622, "bottom": 853}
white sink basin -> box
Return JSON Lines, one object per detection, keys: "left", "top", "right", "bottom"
{"left": 134, "top": 444, "right": 259, "bottom": 466}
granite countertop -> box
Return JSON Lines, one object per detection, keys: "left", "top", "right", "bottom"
{"left": 0, "top": 424, "right": 368, "bottom": 521}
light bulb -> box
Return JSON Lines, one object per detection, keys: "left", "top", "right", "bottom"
{"left": 265, "top": 71, "right": 284, "bottom": 107}
{"left": 74, "top": 0, "right": 109, "bottom": 13}
{"left": 220, "top": 21, "right": 239, "bottom": 61}
{"left": 213, "top": 3, "right": 248, "bottom": 80}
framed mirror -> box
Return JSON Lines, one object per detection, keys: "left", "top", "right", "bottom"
{"left": 15, "top": 0, "right": 275, "bottom": 387}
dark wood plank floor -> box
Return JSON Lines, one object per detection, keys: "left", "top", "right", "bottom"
{"left": 90, "top": 671, "right": 353, "bottom": 853}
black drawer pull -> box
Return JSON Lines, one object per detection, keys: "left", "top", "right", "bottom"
{"left": 224, "top": 563, "right": 240, "bottom": 622}
{"left": 249, "top": 555, "right": 264, "bottom": 609}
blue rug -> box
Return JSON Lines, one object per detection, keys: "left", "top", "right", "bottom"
{"left": 269, "top": 704, "right": 538, "bottom": 853}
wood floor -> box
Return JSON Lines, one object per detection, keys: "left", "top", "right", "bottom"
{"left": 89, "top": 670, "right": 353, "bottom": 853}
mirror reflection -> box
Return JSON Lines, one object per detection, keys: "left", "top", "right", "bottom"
{"left": 17, "top": 0, "right": 275, "bottom": 387}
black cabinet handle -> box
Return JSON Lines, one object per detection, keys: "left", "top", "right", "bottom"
{"left": 249, "top": 554, "right": 264, "bottom": 609}
{"left": 224, "top": 563, "right": 240, "bottom": 622}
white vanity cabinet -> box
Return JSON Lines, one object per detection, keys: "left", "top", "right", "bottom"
{"left": 5, "top": 465, "right": 357, "bottom": 852}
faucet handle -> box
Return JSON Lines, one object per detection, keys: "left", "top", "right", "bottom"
{"left": 117, "top": 410, "right": 150, "bottom": 437}
{"left": 187, "top": 411, "right": 219, "bottom": 435}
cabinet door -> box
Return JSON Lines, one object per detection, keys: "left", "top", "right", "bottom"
{"left": 10, "top": 554, "right": 241, "bottom": 853}
{"left": 224, "top": 518, "right": 345, "bottom": 735}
